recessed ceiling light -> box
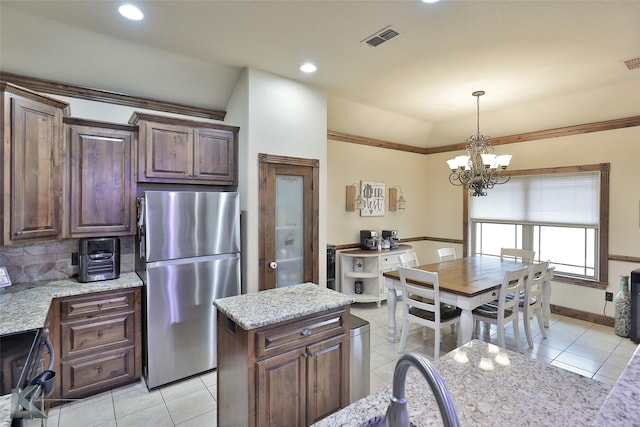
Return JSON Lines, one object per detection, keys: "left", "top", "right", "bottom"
{"left": 422, "top": 0, "right": 441, "bottom": 3}
{"left": 119, "top": 4, "right": 144, "bottom": 21}
{"left": 300, "top": 63, "right": 317, "bottom": 73}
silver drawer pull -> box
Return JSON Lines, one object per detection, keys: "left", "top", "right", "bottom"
{"left": 301, "top": 329, "right": 312, "bottom": 337}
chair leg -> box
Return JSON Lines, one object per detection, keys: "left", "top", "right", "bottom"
{"left": 523, "top": 308, "right": 534, "bottom": 349}
{"left": 422, "top": 326, "right": 429, "bottom": 341}
{"left": 483, "top": 321, "right": 491, "bottom": 337}
{"left": 497, "top": 319, "right": 505, "bottom": 348}
{"left": 450, "top": 324, "right": 455, "bottom": 335}
{"left": 434, "top": 327, "right": 441, "bottom": 360}
{"left": 398, "top": 320, "right": 409, "bottom": 354}
{"left": 513, "top": 314, "right": 523, "bottom": 353}
{"left": 535, "top": 309, "right": 547, "bottom": 339}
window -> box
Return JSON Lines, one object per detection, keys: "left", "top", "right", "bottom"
{"left": 466, "top": 164, "right": 609, "bottom": 288}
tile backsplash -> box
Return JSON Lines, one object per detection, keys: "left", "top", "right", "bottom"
{"left": 0, "top": 237, "right": 134, "bottom": 284}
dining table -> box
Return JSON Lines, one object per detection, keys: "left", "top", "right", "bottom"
{"left": 383, "top": 255, "right": 554, "bottom": 345}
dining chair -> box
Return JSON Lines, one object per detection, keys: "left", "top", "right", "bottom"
{"left": 472, "top": 266, "right": 527, "bottom": 352}
{"left": 398, "top": 252, "right": 420, "bottom": 268}
{"left": 520, "top": 261, "right": 549, "bottom": 348}
{"left": 437, "top": 247, "right": 457, "bottom": 262}
{"left": 500, "top": 248, "right": 535, "bottom": 263}
{"left": 397, "top": 267, "right": 462, "bottom": 359}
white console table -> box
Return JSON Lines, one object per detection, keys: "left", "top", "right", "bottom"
{"left": 340, "top": 244, "right": 412, "bottom": 306}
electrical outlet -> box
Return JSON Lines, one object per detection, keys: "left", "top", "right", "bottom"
{"left": 605, "top": 291, "right": 613, "bottom": 302}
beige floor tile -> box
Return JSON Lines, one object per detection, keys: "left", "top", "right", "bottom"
{"left": 115, "top": 402, "right": 174, "bottom": 427}
{"left": 165, "top": 388, "right": 216, "bottom": 425}
{"left": 595, "top": 361, "right": 626, "bottom": 382}
{"left": 160, "top": 377, "right": 207, "bottom": 402}
{"left": 550, "top": 359, "right": 596, "bottom": 378}
{"left": 554, "top": 351, "right": 603, "bottom": 374}
{"left": 370, "top": 347, "right": 396, "bottom": 370}
{"left": 199, "top": 370, "right": 217, "bottom": 388}
{"left": 57, "top": 395, "right": 115, "bottom": 427}
{"left": 369, "top": 373, "right": 390, "bottom": 394}
{"left": 113, "top": 385, "right": 165, "bottom": 419}
{"left": 592, "top": 374, "right": 617, "bottom": 386}
{"left": 565, "top": 342, "right": 612, "bottom": 363}
{"left": 175, "top": 409, "right": 217, "bottom": 427}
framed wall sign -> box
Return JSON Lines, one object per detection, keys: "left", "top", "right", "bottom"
{"left": 360, "top": 181, "right": 385, "bottom": 217}
{"left": 0, "top": 266, "right": 12, "bottom": 288}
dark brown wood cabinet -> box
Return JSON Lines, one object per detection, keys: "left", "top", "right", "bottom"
{"left": 217, "top": 306, "right": 350, "bottom": 427}
{"left": 1, "top": 82, "right": 69, "bottom": 245}
{"left": 64, "top": 118, "right": 137, "bottom": 237}
{"left": 48, "top": 288, "right": 142, "bottom": 403}
{"left": 130, "top": 112, "right": 239, "bottom": 186}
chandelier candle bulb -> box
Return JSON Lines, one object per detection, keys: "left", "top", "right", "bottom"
{"left": 446, "top": 90, "right": 512, "bottom": 196}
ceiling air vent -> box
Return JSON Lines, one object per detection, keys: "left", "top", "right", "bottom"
{"left": 362, "top": 26, "right": 400, "bottom": 48}
{"left": 623, "top": 56, "right": 640, "bottom": 71}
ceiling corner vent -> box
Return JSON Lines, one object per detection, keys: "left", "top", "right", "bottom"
{"left": 362, "top": 26, "right": 400, "bottom": 48}
{"left": 623, "top": 56, "right": 640, "bottom": 71}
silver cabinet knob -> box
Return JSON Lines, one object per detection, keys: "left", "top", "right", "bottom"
{"left": 269, "top": 261, "right": 278, "bottom": 270}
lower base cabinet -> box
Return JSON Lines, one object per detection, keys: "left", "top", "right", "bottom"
{"left": 217, "top": 306, "right": 350, "bottom": 427}
{"left": 48, "top": 288, "right": 142, "bottom": 405}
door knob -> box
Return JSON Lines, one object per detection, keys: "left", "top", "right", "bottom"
{"left": 269, "top": 261, "right": 278, "bottom": 270}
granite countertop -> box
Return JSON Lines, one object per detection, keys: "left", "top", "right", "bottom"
{"left": 0, "top": 272, "right": 142, "bottom": 427}
{"left": 214, "top": 282, "right": 355, "bottom": 330}
{"left": 596, "top": 343, "right": 640, "bottom": 425}
{"left": 0, "top": 272, "right": 142, "bottom": 336}
{"left": 314, "top": 339, "right": 613, "bottom": 427}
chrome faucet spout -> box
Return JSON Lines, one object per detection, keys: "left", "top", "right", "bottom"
{"left": 384, "top": 352, "right": 460, "bottom": 427}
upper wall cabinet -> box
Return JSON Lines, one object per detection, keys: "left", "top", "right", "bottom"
{"left": 130, "top": 112, "right": 239, "bottom": 186}
{"left": 1, "top": 82, "right": 70, "bottom": 245}
{"left": 64, "top": 118, "right": 137, "bottom": 237}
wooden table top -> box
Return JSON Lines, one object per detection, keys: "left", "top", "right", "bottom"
{"left": 383, "top": 256, "right": 525, "bottom": 297}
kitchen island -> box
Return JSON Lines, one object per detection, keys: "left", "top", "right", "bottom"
{"left": 314, "top": 339, "right": 613, "bottom": 426}
{"left": 214, "top": 283, "right": 354, "bottom": 427}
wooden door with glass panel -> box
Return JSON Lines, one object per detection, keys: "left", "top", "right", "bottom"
{"left": 259, "top": 154, "right": 319, "bottom": 291}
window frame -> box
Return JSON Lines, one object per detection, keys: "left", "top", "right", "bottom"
{"left": 463, "top": 163, "right": 610, "bottom": 289}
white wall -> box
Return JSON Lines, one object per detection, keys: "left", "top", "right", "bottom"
{"left": 328, "top": 121, "right": 640, "bottom": 317}
{"left": 228, "top": 69, "right": 328, "bottom": 294}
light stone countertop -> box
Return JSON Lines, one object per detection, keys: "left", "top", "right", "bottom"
{"left": 314, "top": 339, "right": 613, "bottom": 427}
{"left": 214, "top": 282, "right": 355, "bottom": 330}
{"left": 0, "top": 272, "right": 142, "bottom": 336}
{"left": 596, "top": 342, "right": 640, "bottom": 426}
{"left": 0, "top": 272, "right": 142, "bottom": 427}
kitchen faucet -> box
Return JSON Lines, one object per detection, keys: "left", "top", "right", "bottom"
{"left": 383, "top": 352, "right": 460, "bottom": 427}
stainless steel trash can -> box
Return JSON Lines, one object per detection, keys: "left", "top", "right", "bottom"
{"left": 350, "top": 314, "right": 370, "bottom": 403}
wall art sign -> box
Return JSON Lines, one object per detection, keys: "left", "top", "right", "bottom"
{"left": 360, "top": 181, "right": 385, "bottom": 217}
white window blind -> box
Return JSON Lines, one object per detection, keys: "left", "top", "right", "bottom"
{"left": 470, "top": 172, "right": 600, "bottom": 226}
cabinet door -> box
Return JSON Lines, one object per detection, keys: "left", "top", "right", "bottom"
{"left": 194, "top": 128, "right": 237, "bottom": 184}
{"left": 9, "top": 96, "right": 63, "bottom": 242}
{"left": 139, "top": 121, "right": 193, "bottom": 182}
{"left": 69, "top": 125, "right": 135, "bottom": 236}
{"left": 306, "top": 334, "right": 349, "bottom": 424}
{"left": 256, "top": 347, "right": 307, "bottom": 427}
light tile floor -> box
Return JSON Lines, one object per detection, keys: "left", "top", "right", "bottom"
{"left": 28, "top": 302, "right": 637, "bottom": 427}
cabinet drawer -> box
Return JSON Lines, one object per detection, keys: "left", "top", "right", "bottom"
{"left": 60, "top": 289, "right": 135, "bottom": 320}
{"left": 61, "top": 312, "right": 135, "bottom": 359}
{"left": 256, "top": 309, "right": 347, "bottom": 359}
{"left": 60, "top": 347, "right": 135, "bottom": 397}
{"left": 380, "top": 254, "right": 401, "bottom": 269}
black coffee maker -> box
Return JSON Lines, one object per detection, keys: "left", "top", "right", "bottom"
{"left": 360, "top": 230, "right": 378, "bottom": 250}
{"left": 382, "top": 230, "right": 399, "bottom": 249}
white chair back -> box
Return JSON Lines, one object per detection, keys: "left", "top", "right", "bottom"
{"left": 437, "top": 247, "right": 457, "bottom": 261}
{"left": 398, "top": 252, "right": 419, "bottom": 268}
{"left": 397, "top": 267, "right": 461, "bottom": 359}
{"left": 500, "top": 248, "right": 535, "bottom": 263}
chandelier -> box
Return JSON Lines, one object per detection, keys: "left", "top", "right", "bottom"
{"left": 446, "top": 90, "right": 512, "bottom": 197}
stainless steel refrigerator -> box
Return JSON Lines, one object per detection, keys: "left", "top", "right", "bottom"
{"left": 135, "top": 191, "right": 241, "bottom": 389}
